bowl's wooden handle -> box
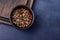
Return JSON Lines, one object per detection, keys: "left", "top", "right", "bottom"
{"left": 26, "top": 0, "right": 34, "bottom": 8}
{"left": 0, "top": 16, "right": 10, "bottom": 22}
{"left": 30, "top": 0, "right": 34, "bottom": 8}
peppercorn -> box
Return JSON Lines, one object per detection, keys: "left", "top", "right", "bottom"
{"left": 12, "top": 8, "right": 33, "bottom": 29}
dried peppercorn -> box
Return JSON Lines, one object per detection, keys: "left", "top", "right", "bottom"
{"left": 12, "top": 8, "right": 33, "bottom": 29}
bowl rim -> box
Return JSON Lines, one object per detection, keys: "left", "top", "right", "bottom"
{"left": 10, "top": 5, "right": 35, "bottom": 30}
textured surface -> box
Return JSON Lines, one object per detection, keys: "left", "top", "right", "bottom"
{"left": 0, "top": 0, "right": 60, "bottom": 40}
{"left": 0, "top": 0, "right": 27, "bottom": 18}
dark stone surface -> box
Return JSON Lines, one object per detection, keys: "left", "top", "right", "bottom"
{"left": 0, "top": 0, "right": 60, "bottom": 40}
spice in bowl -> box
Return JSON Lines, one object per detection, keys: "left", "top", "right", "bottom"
{"left": 12, "top": 8, "right": 33, "bottom": 29}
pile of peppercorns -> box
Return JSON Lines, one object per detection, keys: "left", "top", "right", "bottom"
{"left": 12, "top": 8, "right": 32, "bottom": 29}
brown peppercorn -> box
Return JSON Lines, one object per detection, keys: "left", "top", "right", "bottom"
{"left": 12, "top": 8, "right": 33, "bottom": 29}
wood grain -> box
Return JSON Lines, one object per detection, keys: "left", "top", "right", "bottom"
{"left": 0, "top": 0, "right": 27, "bottom": 18}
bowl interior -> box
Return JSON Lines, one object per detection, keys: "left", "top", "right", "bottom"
{"left": 10, "top": 5, "right": 34, "bottom": 29}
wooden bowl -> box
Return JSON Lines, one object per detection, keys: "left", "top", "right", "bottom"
{"left": 10, "top": 5, "right": 34, "bottom": 30}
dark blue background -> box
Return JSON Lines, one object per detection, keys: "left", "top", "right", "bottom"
{"left": 0, "top": 0, "right": 60, "bottom": 40}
